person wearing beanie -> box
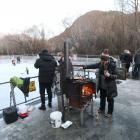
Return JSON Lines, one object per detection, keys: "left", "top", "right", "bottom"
{"left": 83, "top": 49, "right": 118, "bottom": 118}
{"left": 34, "top": 49, "right": 57, "bottom": 110}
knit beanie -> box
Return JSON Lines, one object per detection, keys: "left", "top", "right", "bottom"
{"left": 100, "top": 49, "right": 110, "bottom": 60}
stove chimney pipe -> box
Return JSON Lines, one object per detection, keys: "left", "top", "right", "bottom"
{"left": 64, "top": 40, "right": 70, "bottom": 79}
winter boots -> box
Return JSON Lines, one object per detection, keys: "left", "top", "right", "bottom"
{"left": 98, "top": 109, "right": 105, "bottom": 114}
{"left": 39, "top": 101, "right": 52, "bottom": 110}
{"left": 104, "top": 113, "right": 112, "bottom": 118}
{"left": 48, "top": 102, "right": 52, "bottom": 108}
{"left": 39, "top": 105, "right": 46, "bottom": 110}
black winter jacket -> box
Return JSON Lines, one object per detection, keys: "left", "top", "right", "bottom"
{"left": 34, "top": 50, "right": 57, "bottom": 83}
{"left": 120, "top": 53, "right": 132, "bottom": 64}
{"left": 58, "top": 57, "right": 74, "bottom": 81}
{"left": 134, "top": 48, "right": 140, "bottom": 64}
{"left": 84, "top": 58, "right": 118, "bottom": 98}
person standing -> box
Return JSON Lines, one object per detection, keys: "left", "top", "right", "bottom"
{"left": 134, "top": 48, "right": 140, "bottom": 79}
{"left": 34, "top": 49, "right": 57, "bottom": 110}
{"left": 58, "top": 53, "right": 74, "bottom": 95}
{"left": 58, "top": 52, "right": 73, "bottom": 106}
{"left": 17, "top": 56, "right": 21, "bottom": 63}
{"left": 12, "top": 57, "right": 16, "bottom": 66}
{"left": 83, "top": 49, "right": 118, "bottom": 118}
{"left": 120, "top": 50, "right": 133, "bottom": 73}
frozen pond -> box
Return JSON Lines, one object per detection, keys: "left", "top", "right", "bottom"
{"left": 0, "top": 55, "right": 97, "bottom": 110}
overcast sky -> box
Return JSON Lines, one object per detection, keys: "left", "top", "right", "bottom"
{"left": 0, "top": 0, "right": 116, "bottom": 37}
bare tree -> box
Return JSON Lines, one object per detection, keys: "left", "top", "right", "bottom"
{"left": 117, "top": 0, "right": 140, "bottom": 52}
{"left": 62, "top": 17, "right": 74, "bottom": 29}
{"left": 0, "top": 25, "right": 50, "bottom": 55}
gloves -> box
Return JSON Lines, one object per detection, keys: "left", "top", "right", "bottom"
{"left": 104, "top": 70, "right": 110, "bottom": 77}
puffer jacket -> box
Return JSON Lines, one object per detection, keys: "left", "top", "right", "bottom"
{"left": 10, "top": 76, "right": 24, "bottom": 87}
{"left": 84, "top": 57, "right": 118, "bottom": 98}
{"left": 120, "top": 53, "right": 132, "bottom": 64}
{"left": 34, "top": 50, "right": 57, "bottom": 83}
{"left": 10, "top": 76, "right": 30, "bottom": 96}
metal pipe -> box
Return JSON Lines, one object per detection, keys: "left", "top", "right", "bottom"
{"left": 64, "top": 41, "right": 70, "bottom": 78}
{"left": 61, "top": 41, "right": 68, "bottom": 122}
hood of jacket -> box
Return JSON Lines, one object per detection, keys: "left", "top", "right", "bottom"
{"left": 39, "top": 49, "right": 54, "bottom": 61}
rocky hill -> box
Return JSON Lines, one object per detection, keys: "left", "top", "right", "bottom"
{"left": 48, "top": 10, "right": 140, "bottom": 55}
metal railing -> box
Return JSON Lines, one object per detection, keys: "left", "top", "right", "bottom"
{"left": 0, "top": 76, "right": 40, "bottom": 111}
{"left": 0, "top": 65, "right": 95, "bottom": 112}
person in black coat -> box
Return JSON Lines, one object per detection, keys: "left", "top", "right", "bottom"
{"left": 58, "top": 53, "right": 74, "bottom": 97}
{"left": 134, "top": 48, "right": 140, "bottom": 79}
{"left": 34, "top": 49, "right": 57, "bottom": 110}
{"left": 120, "top": 50, "right": 133, "bottom": 73}
{"left": 83, "top": 49, "right": 118, "bottom": 118}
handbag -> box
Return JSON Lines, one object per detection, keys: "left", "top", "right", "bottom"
{"left": 29, "top": 81, "right": 36, "bottom": 92}
{"left": 3, "top": 106, "right": 18, "bottom": 124}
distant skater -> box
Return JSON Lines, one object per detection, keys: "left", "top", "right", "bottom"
{"left": 12, "top": 59, "right": 16, "bottom": 66}
{"left": 17, "top": 56, "right": 21, "bottom": 63}
{"left": 26, "top": 67, "right": 29, "bottom": 75}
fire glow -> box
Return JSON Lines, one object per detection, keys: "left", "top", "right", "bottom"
{"left": 82, "top": 83, "right": 96, "bottom": 96}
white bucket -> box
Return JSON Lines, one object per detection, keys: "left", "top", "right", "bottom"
{"left": 50, "top": 111, "right": 62, "bottom": 128}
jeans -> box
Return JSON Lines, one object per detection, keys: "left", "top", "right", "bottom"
{"left": 100, "top": 88, "right": 114, "bottom": 114}
{"left": 39, "top": 82, "right": 53, "bottom": 105}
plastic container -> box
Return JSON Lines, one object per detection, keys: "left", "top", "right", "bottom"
{"left": 18, "top": 105, "right": 28, "bottom": 114}
{"left": 50, "top": 111, "right": 62, "bottom": 128}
